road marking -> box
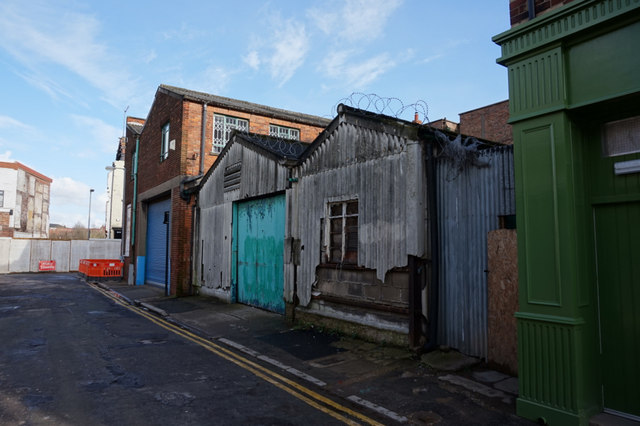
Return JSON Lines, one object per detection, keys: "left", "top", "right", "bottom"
{"left": 347, "top": 395, "right": 408, "bottom": 423}
{"left": 218, "top": 338, "right": 327, "bottom": 387}
{"left": 88, "top": 283, "right": 385, "bottom": 426}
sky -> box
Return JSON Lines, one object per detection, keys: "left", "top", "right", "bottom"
{"left": 0, "top": 0, "right": 510, "bottom": 228}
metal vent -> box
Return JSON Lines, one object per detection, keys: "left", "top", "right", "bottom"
{"left": 602, "top": 116, "right": 640, "bottom": 157}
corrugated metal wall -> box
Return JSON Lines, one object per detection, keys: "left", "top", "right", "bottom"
{"left": 436, "top": 144, "right": 515, "bottom": 359}
{"left": 197, "top": 141, "right": 290, "bottom": 298}
{"left": 291, "top": 120, "right": 426, "bottom": 307}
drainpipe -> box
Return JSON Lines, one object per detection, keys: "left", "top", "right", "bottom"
{"left": 131, "top": 135, "right": 140, "bottom": 246}
{"left": 423, "top": 137, "right": 439, "bottom": 353}
{"left": 199, "top": 103, "right": 207, "bottom": 175}
{"left": 527, "top": 0, "right": 536, "bottom": 20}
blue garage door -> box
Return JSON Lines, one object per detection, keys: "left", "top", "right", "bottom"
{"left": 145, "top": 198, "right": 171, "bottom": 287}
{"left": 234, "top": 195, "right": 285, "bottom": 314}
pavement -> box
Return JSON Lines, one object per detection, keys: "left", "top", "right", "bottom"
{"left": 93, "top": 279, "right": 533, "bottom": 425}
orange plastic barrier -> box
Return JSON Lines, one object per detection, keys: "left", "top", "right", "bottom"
{"left": 79, "top": 259, "right": 123, "bottom": 278}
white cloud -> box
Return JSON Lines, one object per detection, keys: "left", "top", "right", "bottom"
{"left": 421, "top": 53, "right": 444, "bottom": 64}
{"left": 162, "top": 23, "right": 207, "bottom": 42}
{"left": 244, "top": 50, "right": 261, "bottom": 70}
{"left": 50, "top": 176, "right": 105, "bottom": 227}
{"left": 0, "top": 150, "right": 13, "bottom": 161}
{"left": 70, "top": 115, "right": 121, "bottom": 156}
{"left": 244, "top": 16, "right": 309, "bottom": 87}
{"left": 143, "top": 49, "right": 158, "bottom": 64}
{"left": 0, "top": 115, "right": 31, "bottom": 130}
{"left": 308, "top": 0, "right": 402, "bottom": 43}
{"left": 0, "top": 0, "right": 137, "bottom": 107}
{"left": 268, "top": 20, "right": 309, "bottom": 87}
{"left": 322, "top": 50, "right": 396, "bottom": 88}
{"left": 191, "top": 65, "right": 233, "bottom": 96}
{"left": 15, "top": 70, "right": 76, "bottom": 103}
{"left": 51, "top": 177, "right": 92, "bottom": 208}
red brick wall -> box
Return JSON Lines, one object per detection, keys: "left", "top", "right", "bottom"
{"left": 180, "top": 100, "right": 326, "bottom": 176}
{"left": 459, "top": 100, "right": 513, "bottom": 145}
{"left": 137, "top": 91, "right": 184, "bottom": 195}
{"left": 0, "top": 212, "right": 12, "bottom": 237}
{"left": 510, "top": 0, "right": 577, "bottom": 26}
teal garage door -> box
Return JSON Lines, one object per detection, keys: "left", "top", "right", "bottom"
{"left": 234, "top": 194, "right": 285, "bottom": 314}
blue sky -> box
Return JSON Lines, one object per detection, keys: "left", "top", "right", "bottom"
{"left": 0, "top": 0, "right": 510, "bottom": 228}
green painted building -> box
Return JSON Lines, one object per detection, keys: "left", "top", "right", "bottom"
{"left": 493, "top": 0, "right": 640, "bottom": 424}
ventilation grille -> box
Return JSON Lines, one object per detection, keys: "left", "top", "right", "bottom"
{"left": 223, "top": 162, "right": 241, "bottom": 192}
{"left": 602, "top": 116, "right": 640, "bottom": 157}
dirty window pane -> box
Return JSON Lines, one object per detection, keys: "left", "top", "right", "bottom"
{"left": 325, "top": 200, "right": 358, "bottom": 264}
{"left": 346, "top": 202, "right": 358, "bottom": 215}
{"left": 330, "top": 249, "right": 342, "bottom": 263}
{"left": 343, "top": 250, "right": 357, "bottom": 263}
{"left": 345, "top": 232, "right": 358, "bottom": 251}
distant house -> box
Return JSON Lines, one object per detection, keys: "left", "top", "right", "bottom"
{"left": 459, "top": 100, "right": 512, "bottom": 145}
{"left": 105, "top": 159, "right": 125, "bottom": 239}
{"left": 0, "top": 161, "right": 52, "bottom": 238}
{"left": 429, "top": 100, "right": 512, "bottom": 145}
{"left": 121, "top": 84, "right": 329, "bottom": 294}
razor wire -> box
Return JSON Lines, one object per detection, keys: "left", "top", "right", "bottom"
{"left": 332, "top": 92, "right": 430, "bottom": 125}
{"left": 239, "top": 132, "right": 308, "bottom": 159}
{"left": 333, "top": 92, "right": 498, "bottom": 181}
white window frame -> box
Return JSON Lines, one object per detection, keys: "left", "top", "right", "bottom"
{"left": 161, "top": 122, "right": 170, "bottom": 161}
{"left": 0, "top": 190, "right": 4, "bottom": 207}
{"left": 269, "top": 124, "right": 300, "bottom": 141}
{"left": 213, "top": 114, "right": 249, "bottom": 154}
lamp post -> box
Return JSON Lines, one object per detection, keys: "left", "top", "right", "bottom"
{"left": 88, "top": 188, "right": 94, "bottom": 240}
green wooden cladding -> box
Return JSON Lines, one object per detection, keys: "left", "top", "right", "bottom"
{"left": 494, "top": 0, "right": 640, "bottom": 424}
{"left": 594, "top": 201, "right": 640, "bottom": 417}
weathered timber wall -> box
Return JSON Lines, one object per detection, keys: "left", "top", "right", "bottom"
{"left": 487, "top": 228, "right": 518, "bottom": 375}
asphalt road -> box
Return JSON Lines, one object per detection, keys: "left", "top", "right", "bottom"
{"left": 0, "top": 274, "right": 377, "bottom": 425}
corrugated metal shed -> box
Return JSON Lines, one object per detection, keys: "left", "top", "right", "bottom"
{"left": 197, "top": 133, "right": 298, "bottom": 299}
{"left": 435, "top": 140, "right": 515, "bottom": 359}
{"left": 290, "top": 108, "right": 426, "bottom": 307}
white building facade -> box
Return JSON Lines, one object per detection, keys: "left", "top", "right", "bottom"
{"left": 105, "top": 160, "right": 125, "bottom": 239}
{"left": 0, "top": 161, "right": 52, "bottom": 238}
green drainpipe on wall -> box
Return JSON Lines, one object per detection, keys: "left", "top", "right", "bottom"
{"left": 132, "top": 135, "right": 139, "bottom": 246}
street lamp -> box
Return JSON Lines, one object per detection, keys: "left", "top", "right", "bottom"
{"left": 88, "top": 188, "right": 94, "bottom": 240}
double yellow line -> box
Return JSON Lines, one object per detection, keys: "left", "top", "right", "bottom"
{"left": 88, "top": 282, "right": 384, "bottom": 426}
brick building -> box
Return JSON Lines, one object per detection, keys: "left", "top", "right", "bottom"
{"left": 459, "top": 100, "right": 512, "bottom": 145}
{"left": 122, "top": 85, "right": 329, "bottom": 295}
{"left": 428, "top": 100, "right": 512, "bottom": 145}
{"left": 0, "top": 161, "right": 52, "bottom": 238}
{"left": 509, "top": 0, "right": 575, "bottom": 26}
